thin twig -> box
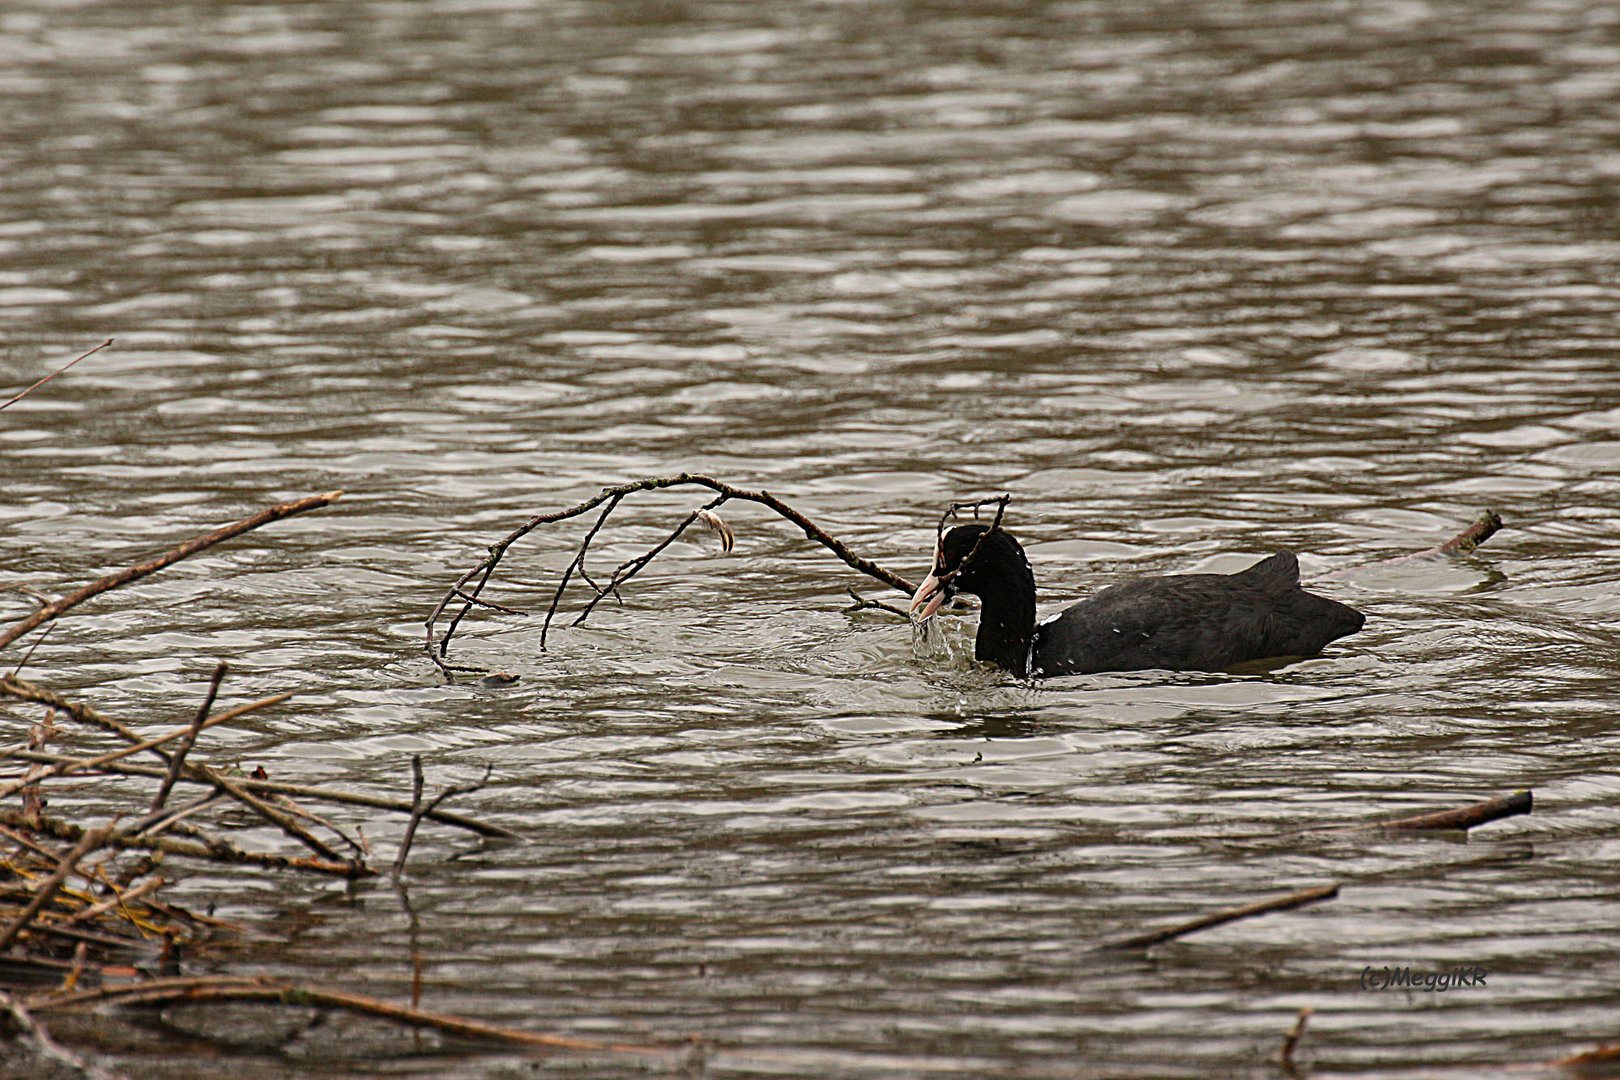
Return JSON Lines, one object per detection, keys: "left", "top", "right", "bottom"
{"left": 148, "top": 662, "right": 227, "bottom": 814}
{"left": 541, "top": 494, "right": 621, "bottom": 649}
{"left": 844, "top": 588, "right": 909, "bottom": 617}
{"left": 1275, "top": 1006, "right": 1312, "bottom": 1072}
{"left": 1095, "top": 883, "right": 1340, "bottom": 952}
{"left": 7, "top": 622, "right": 55, "bottom": 679}
{"left": 0, "top": 674, "right": 352, "bottom": 866}
{"left": 570, "top": 496, "right": 726, "bottom": 628}
{"left": 126, "top": 793, "right": 226, "bottom": 839}
{"left": 182, "top": 762, "right": 356, "bottom": 868}
{"left": 63, "top": 875, "right": 165, "bottom": 927}
{"left": 0, "top": 490, "right": 344, "bottom": 653}
{"left": 942, "top": 494, "right": 1012, "bottom": 585}
{"left": 392, "top": 756, "right": 427, "bottom": 878}
{"left": 0, "top": 689, "right": 295, "bottom": 801}
{"left": 0, "top": 339, "right": 113, "bottom": 413}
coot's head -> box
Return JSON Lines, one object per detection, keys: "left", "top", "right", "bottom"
{"left": 908, "top": 524, "right": 1033, "bottom": 620}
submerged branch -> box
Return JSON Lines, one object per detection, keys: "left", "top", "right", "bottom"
{"left": 1311, "top": 507, "right": 1503, "bottom": 582}
{"left": 32, "top": 975, "right": 672, "bottom": 1056}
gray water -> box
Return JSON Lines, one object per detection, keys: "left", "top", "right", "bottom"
{"left": 3, "top": 0, "right": 1620, "bottom": 1076}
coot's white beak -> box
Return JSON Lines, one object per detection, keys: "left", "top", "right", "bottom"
{"left": 908, "top": 570, "right": 952, "bottom": 621}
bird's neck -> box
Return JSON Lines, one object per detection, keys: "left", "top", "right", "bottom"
{"left": 973, "top": 572, "right": 1037, "bottom": 677}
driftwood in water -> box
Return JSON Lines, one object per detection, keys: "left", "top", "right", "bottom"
{"left": 1095, "top": 883, "right": 1340, "bottom": 951}
{"left": 1310, "top": 508, "right": 1503, "bottom": 583}
{"left": 1330, "top": 790, "right": 1532, "bottom": 834}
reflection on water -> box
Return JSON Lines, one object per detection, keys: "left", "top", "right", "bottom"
{"left": 3, "top": 0, "right": 1620, "bottom": 1075}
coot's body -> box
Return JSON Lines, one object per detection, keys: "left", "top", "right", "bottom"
{"left": 909, "top": 525, "right": 1363, "bottom": 678}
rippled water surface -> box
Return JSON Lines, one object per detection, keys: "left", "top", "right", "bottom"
{"left": 4, "top": 0, "right": 1620, "bottom": 1076}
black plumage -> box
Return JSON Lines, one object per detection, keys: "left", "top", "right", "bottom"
{"left": 908, "top": 525, "right": 1364, "bottom": 678}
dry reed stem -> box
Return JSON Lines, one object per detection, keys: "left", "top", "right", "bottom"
{"left": 0, "top": 827, "right": 111, "bottom": 952}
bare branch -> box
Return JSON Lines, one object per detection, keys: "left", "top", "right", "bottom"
{"left": 1, "top": 748, "right": 515, "bottom": 838}
{"left": 425, "top": 473, "right": 917, "bottom": 680}
{"left": 0, "top": 490, "right": 344, "bottom": 654}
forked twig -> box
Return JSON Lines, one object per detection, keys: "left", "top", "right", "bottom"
{"left": 425, "top": 473, "right": 918, "bottom": 681}
{"left": 393, "top": 757, "right": 495, "bottom": 877}
{"left": 935, "top": 493, "right": 1012, "bottom": 585}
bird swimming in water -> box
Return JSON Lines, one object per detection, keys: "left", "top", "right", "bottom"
{"left": 908, "top": 524, "right": 1364, "bottom": 678}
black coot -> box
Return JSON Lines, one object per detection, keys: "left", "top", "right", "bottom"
{"left": 908, "top": 525, "right": 1364, "bottom": 677}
